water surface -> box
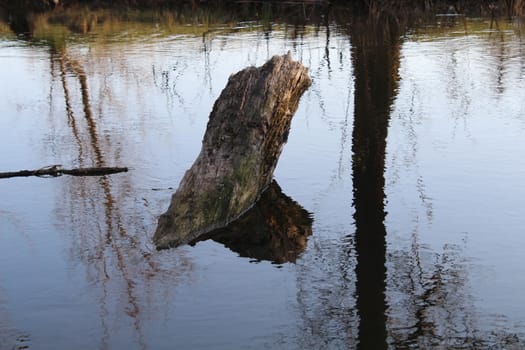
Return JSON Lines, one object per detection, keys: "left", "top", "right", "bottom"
{"left": 0, "top": 9, "right": 524, "bottom": 349}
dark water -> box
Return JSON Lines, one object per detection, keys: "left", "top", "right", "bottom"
{"left": 1, "top": 8, "right": 525, "bottom": 349}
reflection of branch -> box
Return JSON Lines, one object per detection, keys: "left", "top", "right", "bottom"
{"left": 389, "top": 79, "right": 434, "bottom": 223}
{"left": 444, "top": 49, "right": 472, "bottom": 139}
{"left": 57, "top": 52, "right": 85, "bottom": 164}
{"left": 203, "top": 31, "right": 213, "bottom": 93}
{"left": 152, "top": 62, "right": 189, "bottom": 113}
{"left": 488, "top": 31, "right": 509, "bottom": 96}
{"left": 67, "top": 55, "right": 104, "bottom": 167}
{"left": 416, "top": 176, "right": 433, "bottom": 220}
{"left": 336, "top": 52, "right": 353, "bottom": 179}
{"left": 323, "top": 17, "right": 331, "bottom": 75}
{"left": 294, "top": 233, "right": 358, "bottom": 349}
{"left": 100, "top": 184, "right": 147, "bottom": 350}
{"left": 390, "top": 242, "right": 475, "bottom": 349}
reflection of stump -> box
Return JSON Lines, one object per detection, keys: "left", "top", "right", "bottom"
{"left": 154, "top": 53, "right": 312, "bottom": 249}
{"left": 191, "top": 181, "right": 313, "bottom": 263}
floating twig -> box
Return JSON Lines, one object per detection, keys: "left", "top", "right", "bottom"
{"left": 0, "top": 165, "right": 128, "bottom": 179}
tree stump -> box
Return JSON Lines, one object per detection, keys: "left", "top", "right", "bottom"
{"left": 153, "top": 53, "right": 312, "bottom": 249}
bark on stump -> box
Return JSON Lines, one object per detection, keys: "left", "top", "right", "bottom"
{"left": 153, "top": 53, "right": 312, "bottom": 249}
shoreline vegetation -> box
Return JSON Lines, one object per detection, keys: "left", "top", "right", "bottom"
{"left": 1, "top": 0, "right": 523, "bottom": 40}
{"left": 1, "top": 0, "right": 524, "bottom": 17}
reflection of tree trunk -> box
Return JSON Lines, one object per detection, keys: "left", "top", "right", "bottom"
{"left": 154, "top": 53, "right": 311, "bottom": 249}
{"left": 67, "top": 58, "right": 104, "bottom": 167}
{"left": 350, "top": 16, "right": 401, "bottom": 350}
{"left": 191, "top": 181, "right": 312, "bottom": 264}
{"left": 50, "top": 48, "right": 149, "bottom": 348}
{"left": 57, "top": 52, "right": 85, "bottom": 164}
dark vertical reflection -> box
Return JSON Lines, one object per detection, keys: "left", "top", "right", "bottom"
{"left": 349, "top": 15, "right": 401, "bottom": 350}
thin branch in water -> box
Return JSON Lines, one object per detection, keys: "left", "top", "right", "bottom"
{"left": 0, "top": 165, "right": 128, "bottom": 179}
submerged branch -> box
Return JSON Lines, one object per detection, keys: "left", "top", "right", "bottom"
{"left": 0, "top": 165, "right": 128, "bottom": 179}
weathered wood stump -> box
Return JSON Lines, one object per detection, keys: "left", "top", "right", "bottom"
{"left": 153, "top": 53, "right": 312, "bottom": 249}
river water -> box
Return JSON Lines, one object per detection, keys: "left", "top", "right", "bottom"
{"left": 0, "top": 8, "right": 525, "bottom": 349}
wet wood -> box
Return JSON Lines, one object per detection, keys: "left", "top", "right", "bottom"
{"left": 0, "top": 165, "right": 128, "bottom": 179}
{"left": 153, "top": 53, "right": 311, "bottom": 249}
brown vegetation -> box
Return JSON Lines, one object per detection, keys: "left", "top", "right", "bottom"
{"left": 2, "top": 0, "right": 525, "bottom": 17}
